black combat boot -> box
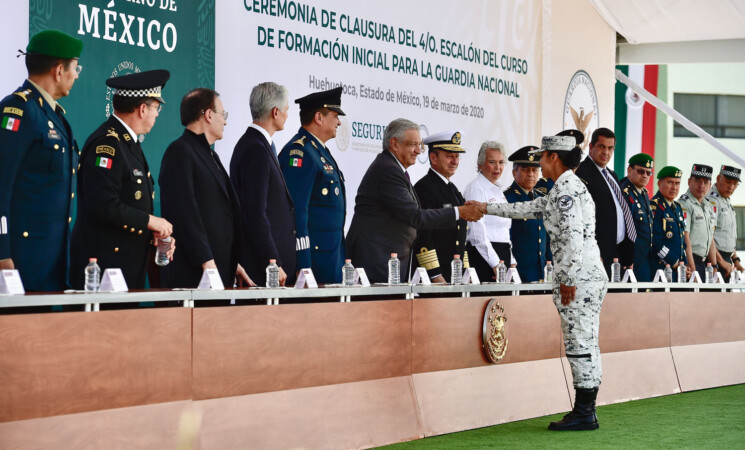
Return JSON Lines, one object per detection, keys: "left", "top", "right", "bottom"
{"left": 548, "top": 387, "right": 599, "bottom": 431}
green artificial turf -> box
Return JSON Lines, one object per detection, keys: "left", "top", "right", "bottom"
{"left": 382, "top": 384, "right": 745, "bottom": 449}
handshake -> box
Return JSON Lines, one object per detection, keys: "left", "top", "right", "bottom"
{"left": 457, "top": 201, "right": 488, "bottom": 222}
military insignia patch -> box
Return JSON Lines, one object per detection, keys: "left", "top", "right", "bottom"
{"left": 335, "top": 186, "right": 340, "bottom": 195}
{"left": 311, "top": 141, "right": 318, "bottom": 149}
{"left": 1, "top": 116, "right": 20, "bottom": 132}
{"left": 482, "top": 299, "right": 508, "bottom": 364}
{"left": 96, "top": 156, "right": 112, "bottom": 169}
{"left": 106, "top": 128, "right": 120, "bottom": 140}
{"left": 321, "top": 188, "right": 329, "bottom": 196}
{"left": 289, "top": 149, "right": 304, "bottom": 157}
{"left": 123, "top": 133, "right": 131, "bottom": 142}
{"left": 48, "top": 129, "right": 60, "bottom": 140}
{"left": 96, "top": 145, "right": 116, "bottom": 157}
{"left": 3, "top": 107, "right": 23, "bottom": 116}
{"left": 320, "top": 157, "right": 326, "bottom": 163}
{"left": 48, "top": 121, "right": 54, "bottom": 129}
{"left": 292, "top": 136, "right": 306, "bottom": 146}
{"left": 12, "top": 91, "right": 28, "bottom": 102}
{"left": 666, "top": 231, "right": 673, "bottom": 238}
{"left": 134, "top": 191, "right": 142, "bottom": 200}
{"left": 558, "top": 195, "right": 574, "bottom": 211}
{"left": 289, "top": 157, "right": 302, "bottom": 167}
{"left": 133, "top": 169, "right": 143, "bottom": 176}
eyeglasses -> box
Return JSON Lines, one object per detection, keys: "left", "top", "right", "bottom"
{"left": 203, "top": 109, "right": 228, "bottom": 120}
{"left": 146, "top": 103, "right": 163, "bottom": 113}
{"left": 634, "top": 168, "right": 653, "bottom": 176}
{"left": 74, "top": 65, "right": 83, "bottom": 75}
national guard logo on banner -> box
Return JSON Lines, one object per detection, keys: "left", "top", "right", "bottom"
{"left": 482, "top": 299, "right": 508, "bottom": 363}
{"left": 563, "top": 70, "right": 599, "bottom": 153}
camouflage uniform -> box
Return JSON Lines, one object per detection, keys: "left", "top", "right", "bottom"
{"left": 486, "top": 169, "right": 608, "bottom": 389}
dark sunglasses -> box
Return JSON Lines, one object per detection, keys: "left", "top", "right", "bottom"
{"left": 634, "top": 168, "right": 653, "bottom": 176}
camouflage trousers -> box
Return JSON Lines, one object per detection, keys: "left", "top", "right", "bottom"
{"left": 553, "top": 280, "right": 607, "bottom": 389}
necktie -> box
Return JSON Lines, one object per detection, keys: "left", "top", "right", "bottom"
{"left": 603, "top": 168, "right": 637, "bottom": 242}
{"left": 405, "top": 171, "right": 411, "bottom": 184}
{"left": 529, "top": 190, "right": 535, "bottom": 200}
{"left": 270, "top": 141, "right": 279, "bottom": 162}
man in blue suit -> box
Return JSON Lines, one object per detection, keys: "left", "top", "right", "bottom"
{"left": 0, "top": 30, "right": 83, "bottom": 291}
{"left": 504, "top": 145, "right": 551, "bottom": 282}
{"left": 231, "top": 82, "right": 297, "bottom": 286}
{"left": 278, "top": 87, "right": 346, "bottom": 284}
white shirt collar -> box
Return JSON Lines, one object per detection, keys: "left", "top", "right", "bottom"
{"left": 478, "top": 172, "right": 502, "bottom": 188}
{"left": 431, "top": 168, "right": 450, "bottom": 184}
{"left": 112, "top": 114, "right": 138, "bottom": 141}
{"left": 390, "top": 151, "right": 407, "bottom": 173}
{"left": 249, "top": 123, "right": 273, "bottom": 148}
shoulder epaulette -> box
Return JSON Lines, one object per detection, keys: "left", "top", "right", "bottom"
{"left": 680, "top": 194, "right": 689, "bottom": 201}
{"left": 105, "top": 127, "right": 120, "bottom": 141}
{"left": 579, "top": 177, "right": 589, "bottom": 186}
{"left": 535, "top": 187, "right": 547, "bottom": 194}
{"left": 12, "top": 89, "right": 31, "bottom": 102}
{"left": 292, "top": 136, "right": 306, "bottom": 146}
{"left": 623, "top": 186, "right": 629, "bottom": 194}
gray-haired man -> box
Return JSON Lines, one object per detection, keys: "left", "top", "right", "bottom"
{"left": 230, "top": 82, "right": 296, "bottom": 287}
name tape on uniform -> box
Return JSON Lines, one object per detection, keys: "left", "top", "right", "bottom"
{"left": 0, "top": 269, "right": 25, "bottom": 295}
{"left": 198, "top": 268, "right": 225, "bottom": 290}
{"left": 294, "top": 268, "right": 318, "bottom": 289}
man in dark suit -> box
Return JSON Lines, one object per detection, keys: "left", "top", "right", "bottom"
{"left": 159, "top": 88, "right": 252, "bottom": 288}
{"left": 414, "top": 130, "right": 470, "bottom": 283}
{"left": 504, "top": 145, "right": 551, "bottom": 282}
{"left": 230, "top": 82, "right": 296, "bottom": 286}
{"left": 71, "top": 70, "right": 174, "bottom": 289}
{"left": 0, "top": 30, "right": 82, "bottom": 291}
{"left": 347, "top": 118, "right": 484, "bottom": 283}
{"left": 575, "top": 127, "right": 635, "bottom": 277}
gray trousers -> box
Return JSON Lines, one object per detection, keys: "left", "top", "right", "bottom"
{"left": 553, "top": 280, "right": 607, "bottom": 389}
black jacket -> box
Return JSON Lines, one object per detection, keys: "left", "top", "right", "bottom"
{"left": 575, "top": 157, "right": 634, "bottom": 274}
{"left": 159, "top": 129, "right": 242, "bottom": 288}
{"left": 230, "top": 126, "right": 296, "bottom": 286}
{"left": 413, "top": 169, "right": 469, "bottom": 282}
{"left": 347, "top": 151, "right": 454, "bottom": 283}
{"left": 71, "top": 116, "right": 154, "bottom": 289}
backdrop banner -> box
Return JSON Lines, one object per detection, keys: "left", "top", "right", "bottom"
{"left": 216, "top": 0, "right": 541, "bottom": 229}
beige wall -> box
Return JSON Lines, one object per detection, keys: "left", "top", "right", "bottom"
{"left": 540, "top": 0, "right": 616, "bottom": 138}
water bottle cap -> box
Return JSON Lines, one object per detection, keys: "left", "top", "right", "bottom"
{"left": 707, "top": 262, "right": 712, "bottom": 266}
{"left": 345, "top": 259, "right": 351, "bottom": 263}
{"left": 499, "top": 260, "right": 504, "bottom": 263}
{"left": 666, "top": 264, "right": 670, "bottom": 267}
{"left": 613, "top": 258, "right": 619, "bottom": 262}
{"left": 89, "top": 258, "right": 97, "bottom": 263}
{"left": 391, "top": 253, "right": 398, "bottom": 258}
{"left": 454, "top": 254, "right": 460, "bottom": 258}
{"left": 547, "top": 261, "right": 551, "bottom": 264}
{"left": 161, "top": 237, "right": 171, "bottom": 242}
{"left": 269, "top": 259, "right": 277, "bottom": 263}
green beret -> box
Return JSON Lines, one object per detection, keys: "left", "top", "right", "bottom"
{"left": 657, "top": 166, "right": 682, "bottom": 180}
{"left": 26, "top": 30, "right": 83, "bottom": 59}
{"left": 628, "top": 153, "right": 654, "bottom": 168}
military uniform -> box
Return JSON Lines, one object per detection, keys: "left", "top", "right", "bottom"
{"left": 534, "top": 177, "right": 554, "bottom": 196}
{"left": 279, "top": 127, "right": 346, "bottom": 283}
{"left": 504, "top": 182, "right": 551, "bottom": 282}
{"left": 0, "top": 30, "right": 82, "bottom": 291}
{"left": 0, "top": 82, "right": 78, "bottom": 290}
{"left": 707, "top": 184, "right": 737, "bottom": 259}
{"left": 621, "top": 181, "right": 654, "bottom": 281}
{"left": 413, "top": 130, "right": 470, "bottom": 283}
{"left": 70, "top": 115, "right": 154, "bottom": 289}
{"left": 650, "top": 193, "right": 687, "bottom": 276}
{"left": 487, "top": 136, "right": 607, "bottom": 391}
{"left": 678, "top": 188, "right": 715, "bottom": 275}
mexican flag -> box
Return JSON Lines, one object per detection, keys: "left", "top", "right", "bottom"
{"left": 96, "top": 156, "right": 112, "bottom": 169}
{"left": 1, "top": 116, "right": 20, "bottom": 131}
{"left": 289, "top": 157, "right": 302, "bottom": 167}
{"left": 614, "top": 64, "right": 667, "bottom": 195}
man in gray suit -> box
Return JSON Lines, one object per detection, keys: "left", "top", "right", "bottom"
{"left": 347, "top": 118, "right": 484, "bottom": 283}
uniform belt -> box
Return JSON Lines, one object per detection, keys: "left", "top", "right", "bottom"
{"left": 692, "top": 253, "right": 707, "bottom": 263}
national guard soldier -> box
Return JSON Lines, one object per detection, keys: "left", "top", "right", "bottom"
{"left": 0, "top": 30, "right": 82, "bottom": 291}
{"left": 278, "top": 87, "right": 346, "bottom": 283}
{"left": 678, "top": 164, "right": 717, "bottom": 278}
{"left": 707, "top": 165, "right": 743, "bottom": 280}
{"left": 477, "top": 136, "right": 607, "bottom": 431}
{"left": 414, "top": 130, "right": 469, "bottom": 283}
{"left": 621, "top": 153, "right": 655, "bottom": 281}
{"left": 71, "top": 70, "right": 174, "bottom": 290}
{"left": 651, "top": 166, "right": 688, "bottom": 280}
{"left": 504, "top": 145, "right": 551, "bottom": 282}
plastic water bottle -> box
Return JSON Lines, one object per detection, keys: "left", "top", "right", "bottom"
{"left": 705, "top": 263, "right": 714, "bottom": 283}
{"left": 450, "top": 254, "right": 463, "bottom": 285}
{"left": 154, "top": 237, "right": 171, "bottom": 266}
{"left": 677, "top": 263, "right": 687, "bottom": 283}
{"left": 544, "top": 261, "right": 553, "bottom": 283}
{"left": 496, "top": 260, "right": 507, "bottom": 283}
{"left": 266, "top": 259, "right": 280, "bottom": 288}
{"left": 611, "top": 258, "right": 621, "bottom": 282}
{"left": 388, "top": 253, "right": 400, "bottom": 284}
{"left": 342, "top": 259, "right": 356, "bottom": 286}
{"left": 664, "top": 264, "right": 673, "bottom": 283}
{"left": 84, "top": 258, "right": 100, "bottom": 292}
